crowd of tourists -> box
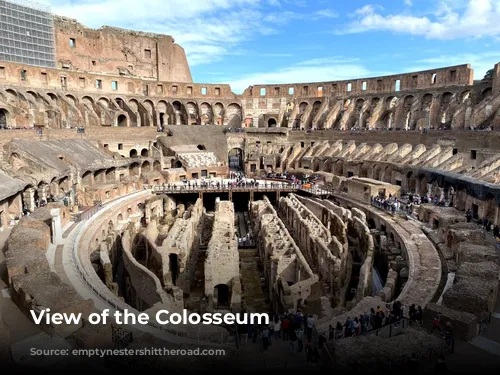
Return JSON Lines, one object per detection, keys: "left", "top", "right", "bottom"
{"left": 239, "top": 311, "right": 324, "bottom": 362}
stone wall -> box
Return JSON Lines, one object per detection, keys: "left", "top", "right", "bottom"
{"left": 278, "top": 194, "right": 347, "bottom": 307}
{"left": 250, "top": 197, "right": 319, "bottom": 314}
{"left": 54, "top": 16, "right": 192, "bottom": 83}
{"left": 157, "top": 198, "right": 203, "bottom": 289}
{"left": 5, "top": 205, "right": 93, "bottom": 335}
{"left": 204, "top": 201, "right": 239, "bottom": 311}
{"left": 121, "top": 228, "right": 182, "bottom": 312}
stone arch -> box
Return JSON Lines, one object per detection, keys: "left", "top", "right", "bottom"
{"left": 82, "top": 96, "right": 94, "bottom": 110}
{"left": 26, "top": 90, "right": 41, "bottom": 104}
{"left": 142, "top": 160, "right": 151, "bottom": 172}
{"left": 130, "top": 162, "right": 140, "bottom": 175}
{"left": 141, "top": 148, "right": 149, "bottom": 157}
{"left": 142, "top": 99, "right": 154, "bottom": 113}
{"left": 157, "top": 100, "right": 173, "bottom": 126}
{"left": 97, "top": 97, "right": 110, "bottom": 108}
{"left": 172, "top": 101, "right": 186, "bottom": 125}
{"left": 82, "top": 170, "right": 92, "bottom": 185}
{"left": 5, "top": 89, "right": 18, "bottom": 102}
{"left": 268, "top": 118, "right": 277, "bottom": 127}
{"left": 66, "top": 94, "right": 77, "bottom": 106}
{"left": 185, "top": 101, "right": 199, "bottom": 125}
{"left": 106, "top": 167, "right": 116, "bottom": 181}
{"left": 199, "top": 102, "right": 213, "bottom": 125}
{"left": 153, "top": 160, "right": 161, "bottom": 171}
{"left": 116, "top": 113, "right": 128, "bottom": 127}
{"left": 420, "top": 93, "right": 433, "bottom": 110}
{"left": 130, "top": 149, "right": 138, "bottom": 158}
{"left": 213, "top": 102, "right": 224, "bottom": 125}
{"left": 47, "top": 92, "right": 59, "bottom": 103}
{"left": 227, "top": 103, "right": 242, "bottom": 128}
{"left": 128, "top": 98, "right": 139, "bottom": 112}
{"left": 480, "top": 87, "right": 492, "bottom": 101}
{"left": 0, "top": 108, "right": 10, "bottom": 128}
{"left": 460, "top": 90, "right": 472, "bottom": 103}
{"left": 228, "top": 147, "right": 244, "bottom": 171}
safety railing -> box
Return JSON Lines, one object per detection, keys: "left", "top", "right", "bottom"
{"left": 69, "top": 191, "right": 230, "bottom": 346}
{"left": 320, "top": 317, "right": 417, "bottom": 342}
{"left": 151, "top": 184, "right": 336, "bottom": 196}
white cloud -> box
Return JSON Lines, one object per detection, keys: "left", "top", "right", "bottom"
{"left": 409, "top": 51, "right": 500, "bottom": 79}
{"left": 223, "top": 59, "right": 376, "bottom": 93}
{"left": 337, "top": 0, "right": 500, "bottom": 40}
{"left": 312, "top": 9, "right": 339, "bottom": 19}
{"left": 41, "top": 0, "right": 337, "bottom": 67}
{"left": 404, "top": 0, "right": 413, "bottom": 6}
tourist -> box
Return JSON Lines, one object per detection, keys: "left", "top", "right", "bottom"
{"left": 335, "top": 321, "right": 344, "bottom": 339}
{"left": 306, "top": 314, "right": 314, "bottom": 341}
{"left": 466, "top": 209, "right": 472, "bottom": 222}
{"left": 261, "top": 326, "right": 270, "bottom": 351}
{"left": 444, "top": 322, "right": 454, "bottom": 351}
{"left": 296, "top": 326, "right": 304, "bottom": 352}
{"left": 430, "top": 315, "right": 443, "bottom": 336}
{"left": 273, "top": 316, "right": 281, "bottom": 340}
{"left": 282, "top": 314, "right": 290, "bottom": 340}
{"left": 417, "top": 306, "right": 423, "bottom": 325}
{"left": 328, "top": 325, "right": 334, "bottom": 341}
{"left": 494, "top": 224, "right": 500, "bottom": 238}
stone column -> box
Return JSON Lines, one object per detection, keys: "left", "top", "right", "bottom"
{"left": 22, "top": 187, "right": 36, "bottom": 212}
{"left": 51, "top": 208, "right": 63, "bottom": 245}
{"left": 38, "top": 185, "right": 49, "bottom": 203}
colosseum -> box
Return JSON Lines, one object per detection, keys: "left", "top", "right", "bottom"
{"left": 0, "top": 0, "right": 500, "bottom": 372}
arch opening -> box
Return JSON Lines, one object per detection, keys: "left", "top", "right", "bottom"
{"left": 214, "top": 284, "right": 230, "bottom": 308}
{"left": 228, "top": 148, "right": 243, "bottom": 172}
{"left": 268, "top": 118, "right": 277, "bottom": 127}
{"left": 169, "top": 253, "right": 179, "bottom": 286}
{"left": 117, "top": 114, "right": 127, "bottom": 127}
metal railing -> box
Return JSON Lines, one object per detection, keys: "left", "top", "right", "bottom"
{"left": 151, "top": 183, "right": 336, "bottom": 196}
{"left": 69, "top": 191, "right": 230, "bottom": 346}
{"left": 320, "top": 317, "right": 419, "bottom": 342}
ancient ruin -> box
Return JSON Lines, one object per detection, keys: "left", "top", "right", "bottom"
{"left": 1, "top": 0, "right": 500, "bottom": 371}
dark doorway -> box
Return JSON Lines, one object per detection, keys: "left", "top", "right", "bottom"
{"left": 268, "top": 118, "right": 277, "bottom": 127}
{"left": 228, "top": 148, "right": 243, "bottom": 171}
{"left": 160, "top": 113, "right": 165, "bottom": 126}
{"left": 130, "top": 149, "right": 138, "bottom": 158}
{"left": 472, "top": 204, "right": 479, "bottom": 219}
{"left": 117, "top": 114, "right": 127, "bottom": 127}
{"left": 169, "top": 253, "right": 179, "bottom": 286}
{"left": 0, "top": 108, "right": 8, "bottom": 128}
{"left": 214, "top": 284, "right": 230, "bottom": 307}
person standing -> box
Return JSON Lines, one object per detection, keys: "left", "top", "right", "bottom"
{"left": 296, "top": 326, "right": 304, "bottom": 352}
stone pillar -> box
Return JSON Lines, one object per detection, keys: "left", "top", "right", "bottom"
{"left": 439, "top": 187, "right": 445, "bottom": 202}
{"left": 38, "top": 185, "right": 49, "bottom": 203}
{"left": 22, "top": 188, "right": 36, "bottom": 212}
{"left": 50, "top": 208, "right": 63, "bottom": 245}
{"left": 426, "top": 183, "right": 432, "bottom": 199}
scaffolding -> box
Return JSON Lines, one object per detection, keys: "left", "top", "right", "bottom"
{"left": 0, "top": 0, "right": 56, "bottom": 68}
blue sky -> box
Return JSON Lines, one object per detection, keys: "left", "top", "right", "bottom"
{"left": 40, "top": 0, "right": 500, "bottom": 93}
